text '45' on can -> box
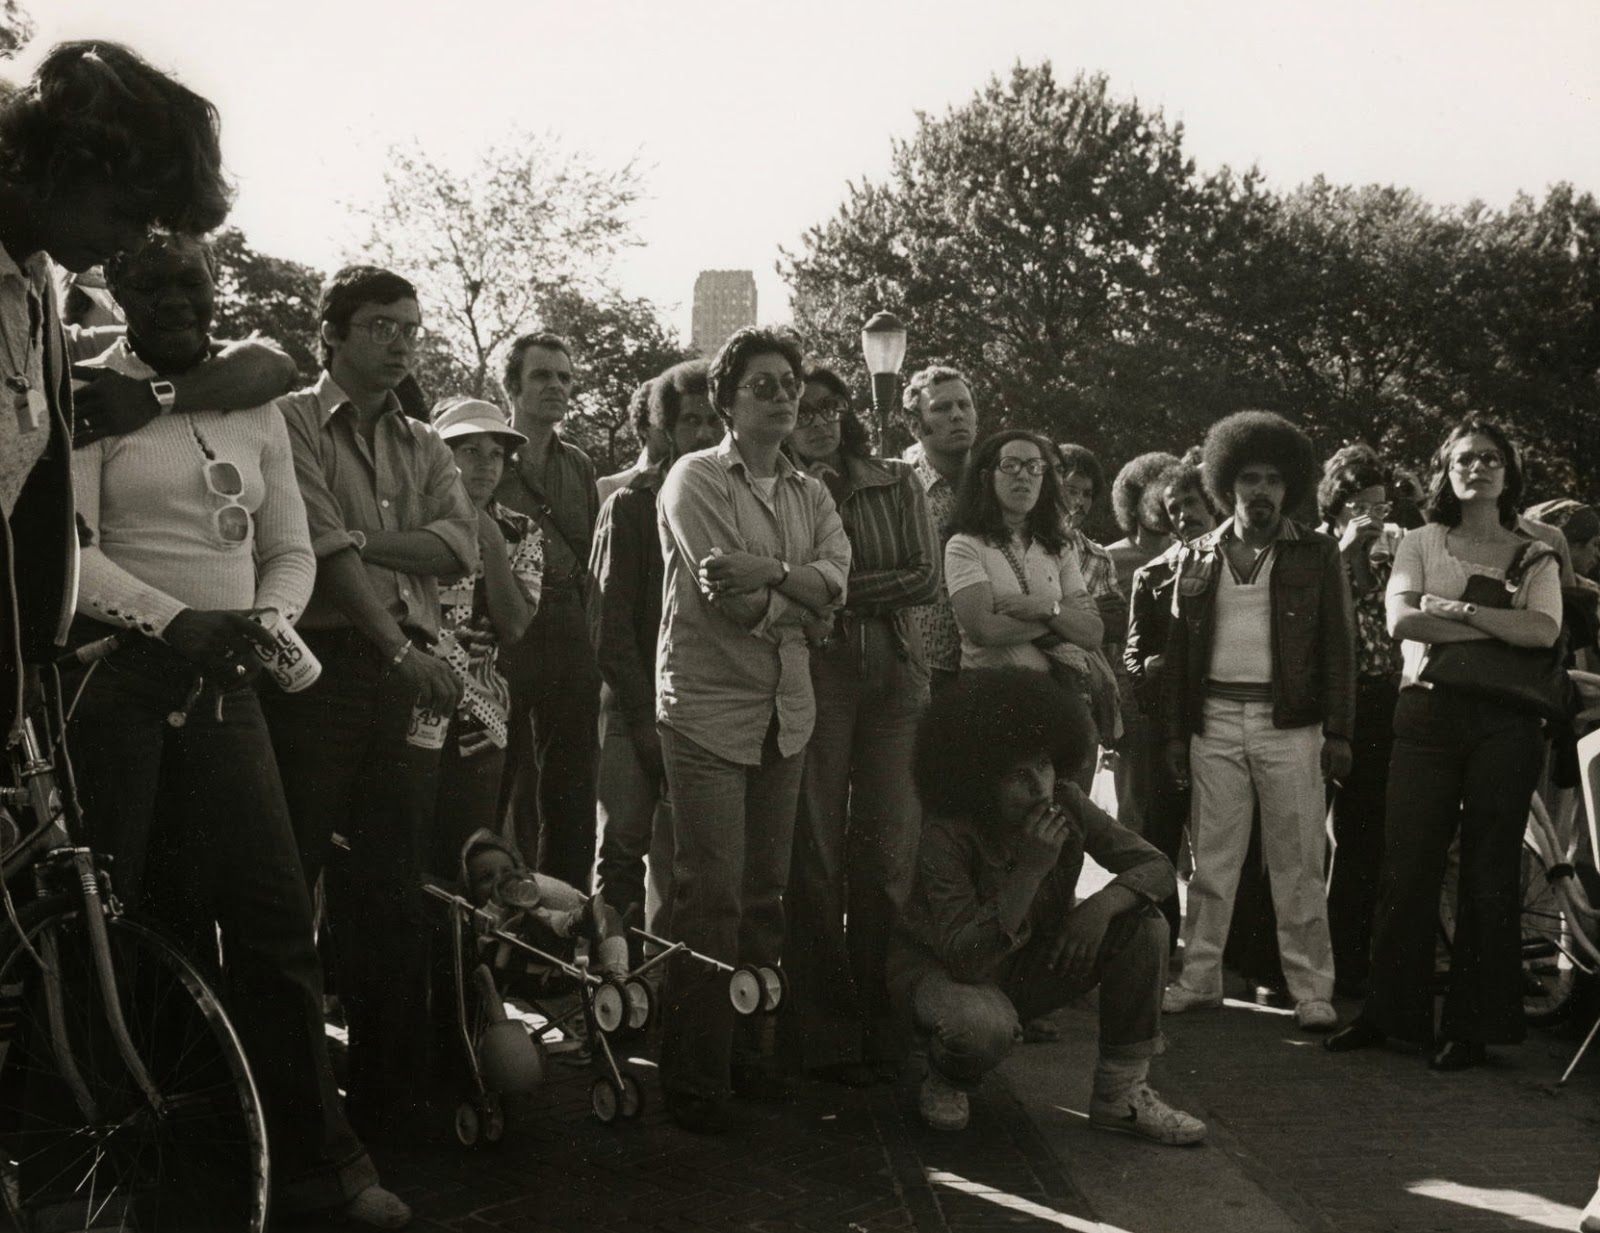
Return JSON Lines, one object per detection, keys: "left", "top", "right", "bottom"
{"left": 250, "top": 609, "right": 322, "bottom": 692}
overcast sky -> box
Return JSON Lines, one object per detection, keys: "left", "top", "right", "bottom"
{"left": 33, "top": 0, "right": 1600, "bottom": 339}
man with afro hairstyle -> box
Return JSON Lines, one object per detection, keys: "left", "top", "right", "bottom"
{"left": 1159, "top": 411, "right": 1355, "bottom": 1032}
{"left": 887, "top": 668, "right": 1204, "bottom": 1144}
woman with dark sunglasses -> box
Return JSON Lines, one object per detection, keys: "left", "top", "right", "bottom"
{"left": 779, "top": 366, "right": 940, "bottom": 1086}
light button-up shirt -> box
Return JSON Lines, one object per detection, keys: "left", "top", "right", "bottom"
{"left": 656, "top": 435, "right": 851, "bottom": 764}
{"left": 277, "top": 371, "right": 478, "bottom": 639}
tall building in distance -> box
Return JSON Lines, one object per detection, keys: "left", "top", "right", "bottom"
{"left": 691, "top": 270, "right": 757, "bottom": 356}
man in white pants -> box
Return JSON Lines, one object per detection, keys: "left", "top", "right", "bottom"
{"left": 1159, "top": 411, "right": 1355, "bottom": 1031}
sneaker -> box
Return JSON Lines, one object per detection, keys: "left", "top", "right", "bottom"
{"left": 342, "top": 1184, "right": 413, "bottom": 1229}
{"left": 1294, "top": 998, "right": 1338, "bottom": 1032}
{"left": 918, "top": 1072, "right": 969, "bottom": 1131}
{"left": 1089, "top": 1082, "right": 1207, "bottom": 1146}
{"left": 1161, "top": 984, "right": 1222, "bottom": 1014}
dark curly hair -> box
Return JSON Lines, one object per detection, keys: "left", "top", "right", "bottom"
{"left": 1424, "top": 415, "right": 1525, "bottom": 530}
{"left": 1053, "top": 443, "right": 1105, "bottom": 500}
{"left": 1201, "top": 411, "right": 1317, "bottom": 518}
{"left": 0, "top": 41, "right": 231, "bottom": 236}
{"left": 650, "top": 359, "right": 709, "bottom": 435}
{"left": 949, "top": 430, "right": 1067, "bottom": 555}
{"left": 1141, "top": 458, "right": 1212, "bottom": 535}
{"left": 1112, "top": 452, "right": 1180, "bottom": 538}
{"left": 913, "top": 668, "right": 1095, "bottom": 819}
{"left": 1316, "top": 442, "right": 1388, "bottom": 524}
{"left": 626, "top": 380, "right": 655, "bottom": 447}
{"left": 707, "top": 326, "right": 804, "bottom": 416}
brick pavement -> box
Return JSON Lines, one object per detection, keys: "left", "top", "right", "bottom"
{"left": 1144, "top": 994, "right": 1600, "bottom": 1232}
{"left": 356, "top": 1051, "right": 1099, "bottom": 1233}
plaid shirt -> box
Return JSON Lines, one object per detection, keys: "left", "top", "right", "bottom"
{"left": 1066, "top": 528, "right": 1130, "bottom": 648}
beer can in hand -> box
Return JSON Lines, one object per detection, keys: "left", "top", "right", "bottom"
{"left": 406, "top": 703, "right": 449, "bottom": 750}
{"left": 250, "top": 609, "right": 322, "bottom": 692}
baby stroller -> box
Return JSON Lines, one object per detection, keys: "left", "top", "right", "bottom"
{"left": 424, "top": 830, "right": 658, "bottom": 1140}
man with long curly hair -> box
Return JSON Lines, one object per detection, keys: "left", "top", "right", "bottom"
{"left": 1159, "top": 411, "right": 1355, "bottom": 1033}
{"left": 887, "top": 667, "right": 1204, "bottom": 1144}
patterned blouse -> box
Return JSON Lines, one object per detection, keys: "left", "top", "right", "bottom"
{"left": 438, "top": 501, "right": 544, "bottom": 738}
{"left": 1321, "top": 523, "right": 1402, "bottom": 682}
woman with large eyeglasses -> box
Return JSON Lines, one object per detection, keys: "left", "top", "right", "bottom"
{"left": 944, "top": 431, "right": 1103, "bottom": 750}
{"left": 1327, "top": 417, "right": 1562, "bottom": 1072}
{"left": 779, "top": 366, "right": 940, "bottom": 1087}
{"left": 1315, "top": 443, "right": 1404, "bottom": 999}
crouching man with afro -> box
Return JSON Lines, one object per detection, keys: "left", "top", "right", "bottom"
{"left": 885, "top": 667, "right": 1205, "bottom": 1144}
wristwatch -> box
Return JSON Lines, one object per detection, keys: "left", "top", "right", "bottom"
{"left": 149, "top": 380, "right": 177, "bottom": 414}
{"left": 1461, "top": 602, "right": 1478, "bottom": 618}
{"left": 349, "top": 529, "right": 368, "bottom": 554}
{"left": 1050, "top": 600, "right": 1062, "bottom": 618}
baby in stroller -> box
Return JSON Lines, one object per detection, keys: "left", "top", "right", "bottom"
{"left": 459, "top": 829, "right": 631, "bottom": 981}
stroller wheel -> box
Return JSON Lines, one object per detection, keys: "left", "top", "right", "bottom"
{"left": 591, "top": 1076, "right": 621, "bottom": 1124}
{"left": 592, "top": 979, "right": 627, "bottom": 1035}
{"left": 728, "top": 966, "right": 763, "bottom": 1016}
{"left": 618, "top": 1071, "right": 645, "bottom": 1119}
{"left": 482, "top": 1094, "right": 506, "bottom": 1143}
{"left": 454, "top": 1101, "right": 481, "bottom": 1147}
{"left": 757, "top": 965, "right": 786, "bottom": 1013}
{"left": 623, "top": 978, "right": 655, "bottom": 1032}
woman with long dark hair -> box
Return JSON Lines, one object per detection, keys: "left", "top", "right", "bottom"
{"left": 1327, "top": 417, "right": 1562, "bottom": 1070}
{"left": 944, "top": 429, "right": 1102, "bottom": 672}
{"left": 781, "top": 366, "right": 939, "bottom": 1086}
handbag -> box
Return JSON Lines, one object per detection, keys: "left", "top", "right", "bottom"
{"left": 1419, "top": 540, "right": 1576, "bottom": 724}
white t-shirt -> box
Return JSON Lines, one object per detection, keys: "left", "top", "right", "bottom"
{"left": 1385, "top": 522, "right": 1562, "bottom": 687}
{"left": 944, "top": 532, "right": 1096, "bottom": 671}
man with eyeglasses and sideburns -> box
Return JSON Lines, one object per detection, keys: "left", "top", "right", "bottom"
{"left": 264, "top": 264, "right": 476, "bottom": 1149}
{"left": 655, "top": 327, "right": 851, "bottom": 1133}
{"left": 62, "top": 233, "right": 413, "bottom": 1226}
{"left": 492, "top": 332, "right": 604, "bottom": 890}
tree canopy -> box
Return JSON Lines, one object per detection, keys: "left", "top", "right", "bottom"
{"left": 783, "top": 62, "right": 1600, "bottom": 504}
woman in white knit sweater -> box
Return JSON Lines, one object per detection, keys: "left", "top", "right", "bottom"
{"left": 63, "top": 232, "right": 408, "bottom": 1228}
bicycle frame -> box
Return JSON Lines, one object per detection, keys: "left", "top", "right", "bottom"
{"left": 3, "top": 716, "right": 165, "bottom": 1119}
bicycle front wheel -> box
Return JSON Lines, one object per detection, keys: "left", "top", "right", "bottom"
{"left": 1521, "top": 839, "right": 1578, "bottom": 1025}
{"left": 0, "top": 897, "right": 270, "bottom": 1231}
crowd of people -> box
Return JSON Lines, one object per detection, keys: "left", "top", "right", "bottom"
{"left": 5, "top": 37, "right": 1600, "bottom": 1232}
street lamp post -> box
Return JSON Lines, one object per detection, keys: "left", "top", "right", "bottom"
{"left": 860, "top": 310, "right": 908, "bottom": 453}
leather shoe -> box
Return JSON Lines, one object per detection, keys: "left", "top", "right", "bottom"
{"left": 1428, "top": 1039, "right": 1486, "bottom": 1072}
{"left": 1324, "top": 1018, "right": 1386, "bottom": 1053}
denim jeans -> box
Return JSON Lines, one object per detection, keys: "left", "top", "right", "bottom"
{"left": 1363, "top": 687, "right": 1542, "bottom": 1044}
{"left": 783, "top": 616, "right": 927, "bottom": 1071}
{"left": 500, "top": 589, "right": 601, "bottom": 889}
{"left": 261, "top": 627, "right": 440, "bottom": 1132}
{"left": 910, "top": 904, "right": 1167, "bottom": 1089}
{"left": 594, "top": 709, "right": 674, "bottom": 938}
{"left": 66, "top": 635, "right": 375, "bottom": 1212}
{"left": 1181, "top": 696, "right": 1334, "bottom": 1004}
{"left": 657, "top": 720, "right": 804, "bottom": 1101}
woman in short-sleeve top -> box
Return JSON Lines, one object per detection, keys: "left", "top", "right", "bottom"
{"left": 1329, "top": 418, "right": 1562, "bottom": 1071}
